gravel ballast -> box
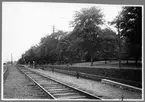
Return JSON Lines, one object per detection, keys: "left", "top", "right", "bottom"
{"left": 3, "top": 65, "right": 51, "bottom": 99}
{"left": 28, "top": 67, "right": 142, "bottom": 99}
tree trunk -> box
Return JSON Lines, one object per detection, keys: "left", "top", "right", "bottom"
{"left": 90, "top": 55, "right": 94, "bottom": 66}
{"left": 70, "top": 52, "right": 73, "bottom": 66}
{"left": 70, "top": 59, "right": 72, "bottom": 66}
{"left": 52, "top": 67, "right": 54, "bottom": 73}
{"left": 105, "top": 59, "right": 107, "bottom": 64}
{"left": 59, "top": 56, "right": 62, "bottom": 65}
{"left": 135, "top": 56, "right": 138, "bottom": 65}
{"left": 119, "top": 59, "right": 121, "bottom": 68}
{"left": 76, "top": 71, "right": 79, "bottom": 79}
{"left": 59, "top": 52, "right": 62, "bottom": 65}
{"left": 126, "top": 59, "right": 128, "bottom": 64}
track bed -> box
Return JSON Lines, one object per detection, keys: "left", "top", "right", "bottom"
{"left": 18, "top": 66, "right": 101, "bottom": 100}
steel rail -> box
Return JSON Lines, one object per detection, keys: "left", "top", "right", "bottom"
{"left": 17, "top": 66, "right": 56, "bottom": 99}
{"left": 29, "top": 68, "right": 102, "bottom": 99}
{"left": 18, "top": 66, "right": 102, "bottom": 100}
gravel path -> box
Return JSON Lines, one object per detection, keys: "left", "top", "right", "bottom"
{"left": 29, "top": 68, "right": 142, "bottom": 99}
{"left": 3, "top": 65, "right": 51, "bottom": 99}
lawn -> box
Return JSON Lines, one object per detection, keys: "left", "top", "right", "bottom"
{"left": 61, "top": 60, "right": 142, "bottom": 69}
{"left": 35, "top": 60, "right": 142, "bottom": 87}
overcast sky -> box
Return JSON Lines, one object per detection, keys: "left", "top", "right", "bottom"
{"left": 2, "top": 2, "right": 123, "bottom": 62}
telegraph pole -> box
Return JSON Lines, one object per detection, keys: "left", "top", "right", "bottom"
{"left": 53, "top": 25, "right": 55, "bottom": 34}
{"left": 117, "top": 16, "right": 121, "bottom": 68}
{"left": 11, "top": 53, "right": 13, "bottom": 65}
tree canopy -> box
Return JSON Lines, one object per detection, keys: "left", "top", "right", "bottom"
{"left": 18, "top": 6, "right": 142, "bottom": 66}
{"left": 111, "top": 6, "right": 142, "bottom": 63}
{"left": 70, "top": 7, "right": 104, "bottom": 65}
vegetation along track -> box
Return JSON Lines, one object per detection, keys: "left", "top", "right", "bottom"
{"left": 17, "top": 65, "right": 102, "bottom": 100}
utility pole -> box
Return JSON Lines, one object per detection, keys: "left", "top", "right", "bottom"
{"left": 53, "top": 25, "right": 55, "bottom": 34}
{"left": 117, "top": 16, "right": 121, "bottom": 68}
{"left": 11, "top": 53, "right": 13, "bottom": 65}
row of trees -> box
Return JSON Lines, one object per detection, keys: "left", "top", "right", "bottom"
{"left": 18, "top": 6, "right": 142, "bottom": 66}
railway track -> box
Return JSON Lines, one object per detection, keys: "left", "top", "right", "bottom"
{"left": 17, "top": 65, "right": 102, "bottom": 100}
{"left": 3, "top": 65, "right": 9, "bottom": 81}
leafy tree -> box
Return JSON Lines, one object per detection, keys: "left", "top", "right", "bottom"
{"left": 18, "top": 30, "right": 68, "bottom": 65}
{"left": 120, "top": 37, "right": 132, "bottom": 63}
{"left": 111, "top": 6, "right": 142, "bottom": 64}
{"left": 70, "top": 7, "right": 104, "bottom": 66}
{"left": 39, "top": 30, "right": 67, "bottom": 64}
{"left": 119, "top": 7, "right": 141, "bottom": 45}
{"left": 100, "top": 28, "right": 117, "bottom": 63}
{"left": 56, "top": 39, "right": 69, "bottom": 64}
{"left": 66, "top": 38, "right": 82, "bottom": 65}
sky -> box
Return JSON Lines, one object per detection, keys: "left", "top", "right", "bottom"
{"left": 2, "top": 2, "right": 123, "bottom": 62}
